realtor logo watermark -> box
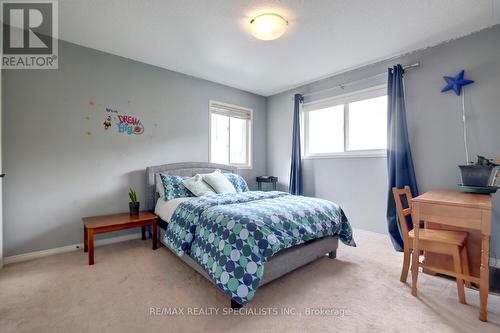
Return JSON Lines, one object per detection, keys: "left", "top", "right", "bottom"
{"left": 1, "top": 0, "right": 58, "bottom": 69}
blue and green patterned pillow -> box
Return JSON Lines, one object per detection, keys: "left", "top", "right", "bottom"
{"left": 159, "top": 174, "right": 194, "bottom": 200}
{"left": 223, "top": 173, "right": 249, "bottom": 193}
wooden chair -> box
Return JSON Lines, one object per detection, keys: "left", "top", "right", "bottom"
{"left": 392, "top": 186, "right": 471, "bottom": 304}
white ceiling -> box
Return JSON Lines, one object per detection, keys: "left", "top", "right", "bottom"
{"left": 59, "top": 0, "right": 500, "bottom": 96}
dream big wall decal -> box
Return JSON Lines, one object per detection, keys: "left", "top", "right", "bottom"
{"left": 102, "top": 106, "right": 144, "bottom": 136}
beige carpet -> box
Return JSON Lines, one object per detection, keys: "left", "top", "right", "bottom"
{"left": 1, "top": 229, "right": 499, "bottom": 333}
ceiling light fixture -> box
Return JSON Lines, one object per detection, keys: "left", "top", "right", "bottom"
{"left": 250, "top": 13, "right": 288, "bottom": 41}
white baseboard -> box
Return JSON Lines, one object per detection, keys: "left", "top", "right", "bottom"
{"left": 3, "top": 231, "right": 499, "bottom": 269}
{"left": 490, "top": 257, "right": 500, "bottom": 269}
{"left": 3, "top": 233, "right": 142, "bottom": 265}
{"left": 353, "top": 228, "right": 500, "bottom": 269}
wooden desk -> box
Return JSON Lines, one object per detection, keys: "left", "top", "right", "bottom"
{"left": 82, "top": 212, "right": 158, "bottom": 265}
{"left": 411, "top": 190, "right": 491, "bottom": 322}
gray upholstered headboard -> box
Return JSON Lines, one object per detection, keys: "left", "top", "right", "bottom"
{"left": 145, "top": 162, "right": 237, "bottom": 211}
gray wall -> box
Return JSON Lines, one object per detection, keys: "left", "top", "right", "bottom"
{"left": 2, "top": 40, "right": 267, "bottom": 257}
{"left": 3, "top": 26, "right": 500, "bottom": 260}
{"left": 267, "top": 25, "right": 500, "bottom": 259}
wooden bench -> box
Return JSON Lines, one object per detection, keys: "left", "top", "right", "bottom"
{"left": 82, "top": 212, "right": 158, "bottom": 265}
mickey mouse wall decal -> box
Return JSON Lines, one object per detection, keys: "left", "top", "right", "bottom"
{"left": 103, "top": 115, "right": 112, "bottom": 130}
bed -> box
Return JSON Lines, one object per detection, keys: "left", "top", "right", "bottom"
{"left": 145, "top": 162, "right": 355, "bottom": 307}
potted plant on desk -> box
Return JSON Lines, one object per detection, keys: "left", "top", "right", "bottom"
{"left": 129, "top": 187, "right": 140, "bottom": 215}
{"left": 459, "top": 156, "right": 499, "bottom": 193}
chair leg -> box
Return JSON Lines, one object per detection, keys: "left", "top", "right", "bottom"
{"left": 460, "top": 246, "right": 472, "bottom": 289}
{"left": 400, "top": 245, "right": 411, "bottom": 283}
{"left": 452, "top": 248, "right": 466, "bottom": 304}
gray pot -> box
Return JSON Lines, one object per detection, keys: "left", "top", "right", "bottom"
{"left": 458, "top": 165, "right": 495, "bottom": 187}
{"left": 129, "top": 202, "right": 140, "bottom": 215}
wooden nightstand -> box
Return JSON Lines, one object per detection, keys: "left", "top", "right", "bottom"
{"left": 82, "top": 211, "right": 158, "bottom": 265}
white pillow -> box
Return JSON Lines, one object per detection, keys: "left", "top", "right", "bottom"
{"left": 202, "top": 170, "right": 236, "bottom": 194}
{"left": 182, "top": 174, "right": 216, "bottom": 197}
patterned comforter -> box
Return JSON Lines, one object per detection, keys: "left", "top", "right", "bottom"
{"left": 164, "top": 191, "right": 355, "bottom": 305}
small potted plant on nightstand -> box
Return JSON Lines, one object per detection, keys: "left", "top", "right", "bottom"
{"left": 129, "top": 187, "right": 140, "bottom": 215}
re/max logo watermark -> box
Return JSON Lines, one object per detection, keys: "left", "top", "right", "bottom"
{"left": 1, "top": 0, "right": 58, "bottom": 69}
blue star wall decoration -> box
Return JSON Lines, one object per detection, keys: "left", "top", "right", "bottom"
{"left": 441, "top": 69, "right": 474, "bottom": 96}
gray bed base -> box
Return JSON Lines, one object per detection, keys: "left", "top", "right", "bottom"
{"left": 146, "top": 162, "right": 339, "bottom": 306}
{"left": 158, "top": 227, "right": 338, "bottom": 286}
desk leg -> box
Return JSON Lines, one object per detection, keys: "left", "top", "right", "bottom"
{"left": 84, "top": 226, "right": 88, "bottom": 253}
{"left": 152, "top": 221, "right": 157, "bottom": 250}
{"left": 88, "top": 229, "right": 94, "bottom": 265}
{"left": 422, "top": 220, "right": 436, "bottom": 276}
{"left": 479, "top": 234, "right": 490, "bottom": 322}
{"left": 411, "top": 205, "right": 420, "bottom": 297}
{"left": 141, "top": 226, "right": 146, "bottom": 240}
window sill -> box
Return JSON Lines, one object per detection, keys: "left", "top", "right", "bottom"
{"left": 209, "top": 160, "right": 252, "bottom": 170}
{"left": 303, "top": 152, "right": 387, "bottom": 160}
{"left": 235, "top": 165, "right": 253, "bottom": 170}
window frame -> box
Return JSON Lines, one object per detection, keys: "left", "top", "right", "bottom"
{"left": 208, "top": 100, "right": 253, "bottom": 169}
{"left": 302, "top": 85, "right": 388, "bottom": 159}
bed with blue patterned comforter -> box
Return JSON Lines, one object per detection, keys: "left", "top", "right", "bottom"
{"left": 164, "top": 191, "right": 355, "bottom": 305}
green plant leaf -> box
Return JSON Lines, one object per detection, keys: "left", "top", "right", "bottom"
{"left": 128, "top": 187, "right": 137, "bottom": 203}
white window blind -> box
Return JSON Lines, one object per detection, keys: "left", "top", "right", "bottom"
{"left": 209, "top": 102, "right": 251, "bottom": 120}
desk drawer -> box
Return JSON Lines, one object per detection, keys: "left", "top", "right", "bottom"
{"left": 418, "top": 203, "right": 482, "bottom": 230}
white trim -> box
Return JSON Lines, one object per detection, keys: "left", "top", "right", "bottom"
{"left": 353, "top": 229, "right": 500, "bottom": 269}
{"left": 4, "top": 231, "right": 499, "bottom": 271}
{"left": 3, "top": 233, "right": 142, "bottom": 265}
{"left": 304, "top": 150, "right": 387, "bottom": 160}
{"left": 208, "top": 100, "right": 253, "bottom": 169}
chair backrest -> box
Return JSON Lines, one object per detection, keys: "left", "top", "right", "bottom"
{"left": 392, "top": 186, "right": 414, "bottom": 246}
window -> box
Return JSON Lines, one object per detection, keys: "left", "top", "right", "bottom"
{"left": 209, "top": 101, "right": 252, "bottom": 168}
{"left": 303, "top": 85, "right": 387, "bottom": 158}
